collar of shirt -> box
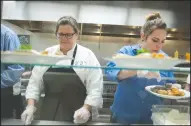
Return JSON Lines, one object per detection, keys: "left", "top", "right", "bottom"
{"left": 55, "top": 43, "right": 77, "bottom": 57}
{"left": 131, "top": 44, "right": 141, "bottom": 56}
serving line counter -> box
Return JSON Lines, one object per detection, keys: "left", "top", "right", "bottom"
{"left": 1, "top": 119, "right": 122, "bottom": 125}
{"left": 1, "top": 52, "right": 190, "bottom": 125}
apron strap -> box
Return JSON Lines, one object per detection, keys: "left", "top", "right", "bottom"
{"left": 71, "top": 45, "right": 78, "bottom": 66}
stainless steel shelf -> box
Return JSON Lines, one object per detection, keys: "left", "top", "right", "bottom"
{"left": 4, "top": 19, "right": 190, "bottom": 41}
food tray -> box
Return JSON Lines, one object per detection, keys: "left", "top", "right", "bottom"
{"left": 151, "top": 105, "right": 190, "bottom": 125}
{"left": 104, "top": 57, "right": 186, "bottom": 70}
{"left": 1, "top": 52, "right": 73, "bottom": 66}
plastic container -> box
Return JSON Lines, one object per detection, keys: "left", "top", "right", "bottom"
{"left": 174, "top": 50, "right": 179, "bottom": 59}
{"left": 151, "top": 105, "right": 190, "bottom": 125}
{"left": 185, "top": 52, "right": 190, "bottom": 61}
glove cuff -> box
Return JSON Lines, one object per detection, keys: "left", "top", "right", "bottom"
{"left": 26, "top": 105, "right": 37, "bottom": 113}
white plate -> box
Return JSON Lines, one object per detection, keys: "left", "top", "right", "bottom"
{"left": 104, "top": 57, "right": 186, "bottom": 70}
{"left": 145, "top": 85, "right": 190, "bottom": 99}
{"left": 1, "top": 52, "right": 73, "bottom": 66}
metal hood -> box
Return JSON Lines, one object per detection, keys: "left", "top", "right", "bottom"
{"left": 3, "top": 19, "right": 190, "bottom": 41}
{"left": 2, "top": 1, "right": 190, "bottom": 31}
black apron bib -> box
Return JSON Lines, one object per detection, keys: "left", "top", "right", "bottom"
{"left": 39, "top": 45, "right": 87, "bottom": 121}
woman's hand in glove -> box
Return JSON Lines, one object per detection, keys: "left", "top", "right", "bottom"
{"left": 73, "top": 106, "right": 91, "bottom": 124}
{"left": 137, "top": 70, "right": 161, "bottom": 82}
{"left": 21, "top": 105, "right": 36, "bottom": 125}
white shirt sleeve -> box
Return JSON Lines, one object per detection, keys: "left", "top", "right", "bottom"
{"left": 25, "top": 66, "right": 49, "bottom": 102}
{"left": 84, "top": 52, "right": 103, "bottom": 108}
{"left": 187, "top": 74, "right": 190, "bottom": 84}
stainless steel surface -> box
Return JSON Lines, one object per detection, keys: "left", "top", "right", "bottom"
{"left": 176, "top": 99, "right": 189, "bottom": 103}
{"left": 3, "top": 19, "right": 190, "bottom": 41}
{"left": 2, "top": 1, "right": 190, "bottom": 30}
{"left": 19, "top": 69, "right": 189, "bottom": 122}
{"left": 171, "top": 67, "right": 190, "bottom": 72}
{"left": 1, "top": 119, "right": 121, "bottom": 125}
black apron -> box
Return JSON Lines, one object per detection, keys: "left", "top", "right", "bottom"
{"left": 39, "top": 45, "right": 87, "bottom": 121}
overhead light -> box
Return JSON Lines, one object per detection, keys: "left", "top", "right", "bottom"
{"left": 3, "top": 1, "right": 16, "bottom": 4}
{"left": 95, "top": 30, "right": 101, "bottom": 33}
{"left": 132, "top": 26, "right": 137, "bottom": 29}
{"left": 128, "top": 32, "right": 135, "bottom": 35}
{"left": 171, "top": 28, "right": 177, "bottom": 32}
{"left": 167, "top": 34, "right": 173, "bottom": 37}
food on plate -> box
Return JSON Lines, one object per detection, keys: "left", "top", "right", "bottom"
{"left": 157, "top": 90, "right": 168, "bottom": 95}
{"left": 2, "top": 50, "right": 64, "bottom": 57}
{"left": 179, "top": 91, "right": 185, "bottom": 96}
{"left": 15, "top": 50, "right": 32, "bottom": 54}
{"left": 41, "top": 51, "right": 49, "bottom": 55}
{"left": 167, "top": 90, "right": 174, "bottom": 96}
{"left": 14, "top": 50, "right": 40, "bottom": 55}
{"left": 112, "top": 52, "right": 172, "bottom": 60}
{"left": 136, "top": 52, "right": 166, "bottom": 59}
{"left": 151, "top": 53, "right": 165, "bottom": 59}
{"left": 171, "top": 87, "right": 185, "bottom": 96}
{"left": 41, "top": 51, "right": 64, "bottom": 57}
{"left": 136, "top": 53, "right": 152, "bottom": 58}
{"left": 151, "top": 84, "right": 185, "bottom": 96}
{"left": 55, "top": 52, "right": 63, "bottom": 55}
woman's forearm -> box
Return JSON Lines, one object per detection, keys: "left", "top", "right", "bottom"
{"left": 27, "top": 99, "right": 36, "bottom": 106}
{"left": 117, "top": 70, "right": 137, "bottom": 80}
{"left": 83, "top": 104, "right": 92, "bottom": 112}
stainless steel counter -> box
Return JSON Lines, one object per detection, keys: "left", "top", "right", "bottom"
{"left": 1, "top": 119, "right": 122, "bottom": 125}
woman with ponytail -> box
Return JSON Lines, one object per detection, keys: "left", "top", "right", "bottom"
{"left": 105, "top": 12, "right": 176, "bottom": 124}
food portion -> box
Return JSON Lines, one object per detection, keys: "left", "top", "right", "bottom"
{"left": 151, "top": 84, "right": 185, "bottom": 96}
{"left": 41, "top": 51, "right": 63, "bottom": 56}
{"left": 113, "top": 53, "right": 153, "bottom": 59}
{"left": 2, "top": 49, "right": 64, "bottom": 57}
{"left": 55, "top": 52, "right": 63, "bottom": 55}
{"left": 112, "top": 52, "right": 170, "bottom": 59}
{"left": 151, "top": 53, "right": 165, "bottom": 59}
{"left": 14, "top": 50, "right": 40, "bottom": 55}
{"left": 41, "top": 50, "right": 49, "bottom": 55}
{"left": 136, "top": 53, "right": 152, "bottom": 58}
{"left": 138, "top": 52, "right": 168, "bottom": 59}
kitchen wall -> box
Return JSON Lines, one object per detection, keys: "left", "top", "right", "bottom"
{"left": 2, "top": 1, "right": 190, "bottom": 62}
{"left": 2, "top": 20, "right": 190, "bottom": 66}
{"left": 2, "top": 1, "right": 190, "bottom": 31}
{"left": 2, "top": 1, "right": 190, "bottom": 56}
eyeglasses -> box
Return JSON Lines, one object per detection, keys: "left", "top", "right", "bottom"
{"left": 56, "top": 33, "right": 76, "bottom": 39}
